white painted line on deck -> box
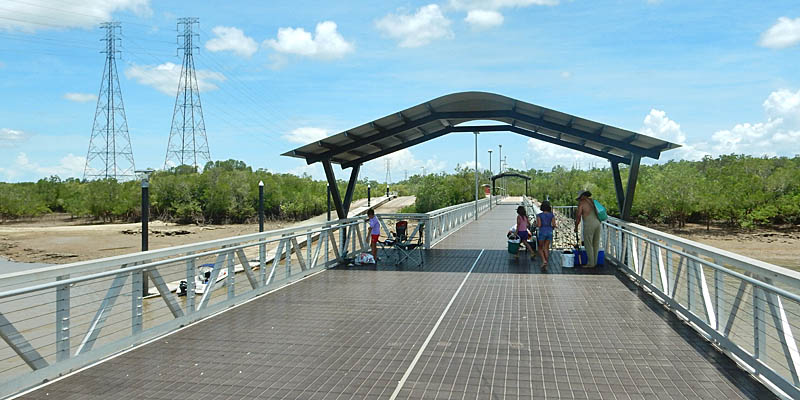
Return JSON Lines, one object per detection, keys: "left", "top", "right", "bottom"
{"left": 389, "top": 249, "right": 485, "bottom": 400}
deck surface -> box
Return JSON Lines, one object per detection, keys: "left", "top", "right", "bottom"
{"left": 19, "top": 201, "right": 775, "bottom": 399}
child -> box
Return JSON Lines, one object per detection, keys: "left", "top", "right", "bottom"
{"left": 516, "top": 206, "right": 535, "bottom": 260}
{"left": 536, "top": 201, "right": 556, "bottom": 270}
{"left": 367, "top": 209, "right": 380, "bottom": 261}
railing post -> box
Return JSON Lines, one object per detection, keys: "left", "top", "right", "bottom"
{"left": 56, "top": 275, "right": 70, "bottom": 362}
{"left": 714, "top": 267, "right": 724, "bottom": 331}
{"left": 259, "top": 238, "right": 266, "bottom": 286}
{"left": 227, "top": 250, "right": 236, "bottom": 299}
{"left": 186, "top": 254, "right": 196, "bottom": 313}
{"left": 425, "top": 216, "right": 433, "bottom": 250}
{"left": 131, "top": 270, "right": 143, "bottom": 335}
{"left": 754, "top": 284, "right": 766, "bottom": 359}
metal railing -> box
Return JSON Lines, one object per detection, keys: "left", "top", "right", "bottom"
{"left": 376, "top": 196, "right": 494, "bottom": 250}
{"left": 602, "top": 217, "right": 800, "bottom": 399}
{"left": 0, "top": 217, "right": 370, "bottom": 398}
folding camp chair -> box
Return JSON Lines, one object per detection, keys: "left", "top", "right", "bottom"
{"left": 381, "top": 220, "right": 425, "bottom": 267}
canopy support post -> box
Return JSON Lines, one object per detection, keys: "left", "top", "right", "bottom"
{"left": 322, "top": 159, "right": 346, "bottom": 219}
{"left": 342, "top": 164, "right": 361, "bottom": 217}
{"left": 610, "top": 161, "right": 625, "bottom": 216}
{"left": 621, "top": 154, "right": 641, "bottom": 221}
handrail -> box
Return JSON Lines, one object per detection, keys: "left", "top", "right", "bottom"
{"left": 602, "top": 217, "right": 800, "bottom": 399}
{"left": 0, "top": 198, "right": 502, "bottom": 398}
{"left": 0, "top": 215, "right": 371, "bottom": 398}
{"left": 606, "top": 216, "right": 800, "bottom": 289}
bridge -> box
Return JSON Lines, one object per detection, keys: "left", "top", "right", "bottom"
{"left": 0, "top": 196, "right": 796, "bottom": 399}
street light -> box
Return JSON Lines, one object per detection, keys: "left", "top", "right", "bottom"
{"left": 258, "top": 181, "right": 264, "bottom": 232}
{"left": 488, "top": 149, "right": 493, "bottom": 209}
{"left": 135, "top": 169, "right": 154, "bottom": 296}
{"left": 474, "top": 131, "right": 479, "bottom": 220}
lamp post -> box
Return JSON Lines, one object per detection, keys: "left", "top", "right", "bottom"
{"left": 474, "top": 131, "right": 479, "bottom": 220}
{"left": 326, "top": 184, "right": 331, "bottom": 221}
{"left": 135, "top": 169, "right": 154, "bottom": 296}
{"left": 498, "top": 144, "right": 503, "bottom": 197}
{"left": 368, "top": 183, "right": 371, "bottom": 207}
{"left": 258, "top": 181, "right": 264, "bottom": 232}
{"left": 488, "top": 149, "right": 493, "bottom": 209}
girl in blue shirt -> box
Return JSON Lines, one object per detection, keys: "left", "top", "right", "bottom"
{"left": 536, "top": 201, "right": 556, "bottom": 269}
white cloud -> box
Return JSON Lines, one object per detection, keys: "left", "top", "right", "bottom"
{"left": 640, "top": 109, "right": 708, "bottom": 161}
{"left": 124, "top": 62, "right": 226, "bottom": 95}
{"left": 526, "top": 139, "right": 604, "bottom": 170}
{"left": 375, "top": 4, "right": 453, "bottom": 48}
{"left": 0, "top": 152, "right": 86, "bottom": 181}
{"left": 759, "top": 17, "right": 800, "bottom": 49}
{"left": 205, "top": 26, "right": 259, "bottom": 58}
{"left": 560, "top": 71, "right": 571, "bottom": 79}
{"left": 709, "top": 88, "right": 800, "bottom": 156}
{"left": 264, "top": 21, "right": 354, "bottom": 60}
{"left": 449, "top": 0, "right": 559, "bottom": 10}
{"left": 283, "top": 127, "right": 331, "bottom": 144}
{"left": 63, "top": 92, "right": 97, "bottom": 103}
{"left": 0, "top": 128, "right": 31, "bottom": 147}
{"left": 464, "top": 10, "right": 504, "bottom": 29}
{"left": 449, "top": 0, "right": 557, "bottom": 29}
{"left": 0, "top": 0, "right": 151, "bottom": 32}
{"left": 456, "top": 160, "right": 483, "bottom": 170}
{"left": 641, "top": 109, "right": 685, "bottom": 144}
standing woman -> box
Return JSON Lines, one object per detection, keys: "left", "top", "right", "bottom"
{"left": 575, "top": 190, "right": 601, "bottom": 268}
{"left": 536, "top": 201, "right": 556, "bottom": 269}
{"left": 516, "top": 206, "right": 535, "bottom": 259}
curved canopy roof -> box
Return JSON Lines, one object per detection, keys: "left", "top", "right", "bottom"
{"left": 491, "top": 172, "right": 530, "bottom": 182}
{"left": 283, "top": 91, "right": 680, "bottom": 168}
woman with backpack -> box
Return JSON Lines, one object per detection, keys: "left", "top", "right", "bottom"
{"left": 575, "top": 190, "right": 601, "bottom": 268}
{"left": 535, "top": 201, "right": 556, "bottom": 269}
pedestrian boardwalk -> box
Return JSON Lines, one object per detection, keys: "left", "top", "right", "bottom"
{"left": 18, "top": 202, "right": 775, "bottom": 399}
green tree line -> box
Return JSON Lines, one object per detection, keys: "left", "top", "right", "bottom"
{"left": 500, "top": 155, "right": 800, "bottom": 228}
{"left": 1, "top": 155, "right": 798, "bottom": 228}
{"left": 0, "top": 160, "right": 379, "bottom": 224}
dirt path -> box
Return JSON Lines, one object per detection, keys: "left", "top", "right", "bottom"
{"left": 0, "top": 196, "right": 415, "bottom": 264}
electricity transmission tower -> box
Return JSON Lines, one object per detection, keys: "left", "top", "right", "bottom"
{"left": 164, "top": 17, "right": 211, "bottom": 170}
{"left": 84, "top": 22, "right": 135, "bottom": 181}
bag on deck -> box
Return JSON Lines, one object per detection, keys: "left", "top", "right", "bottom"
{"left": 355, "top": 253, "right": 376, "bottom": 265}
{"left": 593, "top": 200, "right": 608, "bottom": 222}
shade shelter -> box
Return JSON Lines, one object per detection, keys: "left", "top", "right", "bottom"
{"left": 283, "top": 91, "right": 679, "bottom": 220}
{"left": 491, "top": 172, "right": 531, "bottom": 196}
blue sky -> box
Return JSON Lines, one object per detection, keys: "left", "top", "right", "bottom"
{"left": 1, "top": 0, "right": 800, "bottom": 182}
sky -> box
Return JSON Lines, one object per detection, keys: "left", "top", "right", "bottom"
{"left": 1, "top": 0, "right": 800, "bottom": 183}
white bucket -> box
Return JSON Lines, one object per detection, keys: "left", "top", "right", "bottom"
{"left": 561, "top": 250, "right": 574, "bottom": 268}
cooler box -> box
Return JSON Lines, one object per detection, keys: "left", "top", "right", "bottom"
{"left": 574, "top": 248, "right": 588, "bottom": 266}
{"left": 507, "top": 239, "right": 520, "bottom": 254}
{"left": 561, "top": 250, "right": 574, "bottom": 268}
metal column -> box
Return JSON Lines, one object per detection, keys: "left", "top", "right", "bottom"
{"left": 610, "top": 161, "right": 625, "bottom": 216}
{"left": 621, "top": 154, "right": 641, "bottom": 221}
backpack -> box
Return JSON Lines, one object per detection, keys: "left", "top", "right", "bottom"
{"left": 593, "top": 200, "right": 608, "bottom": 222}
